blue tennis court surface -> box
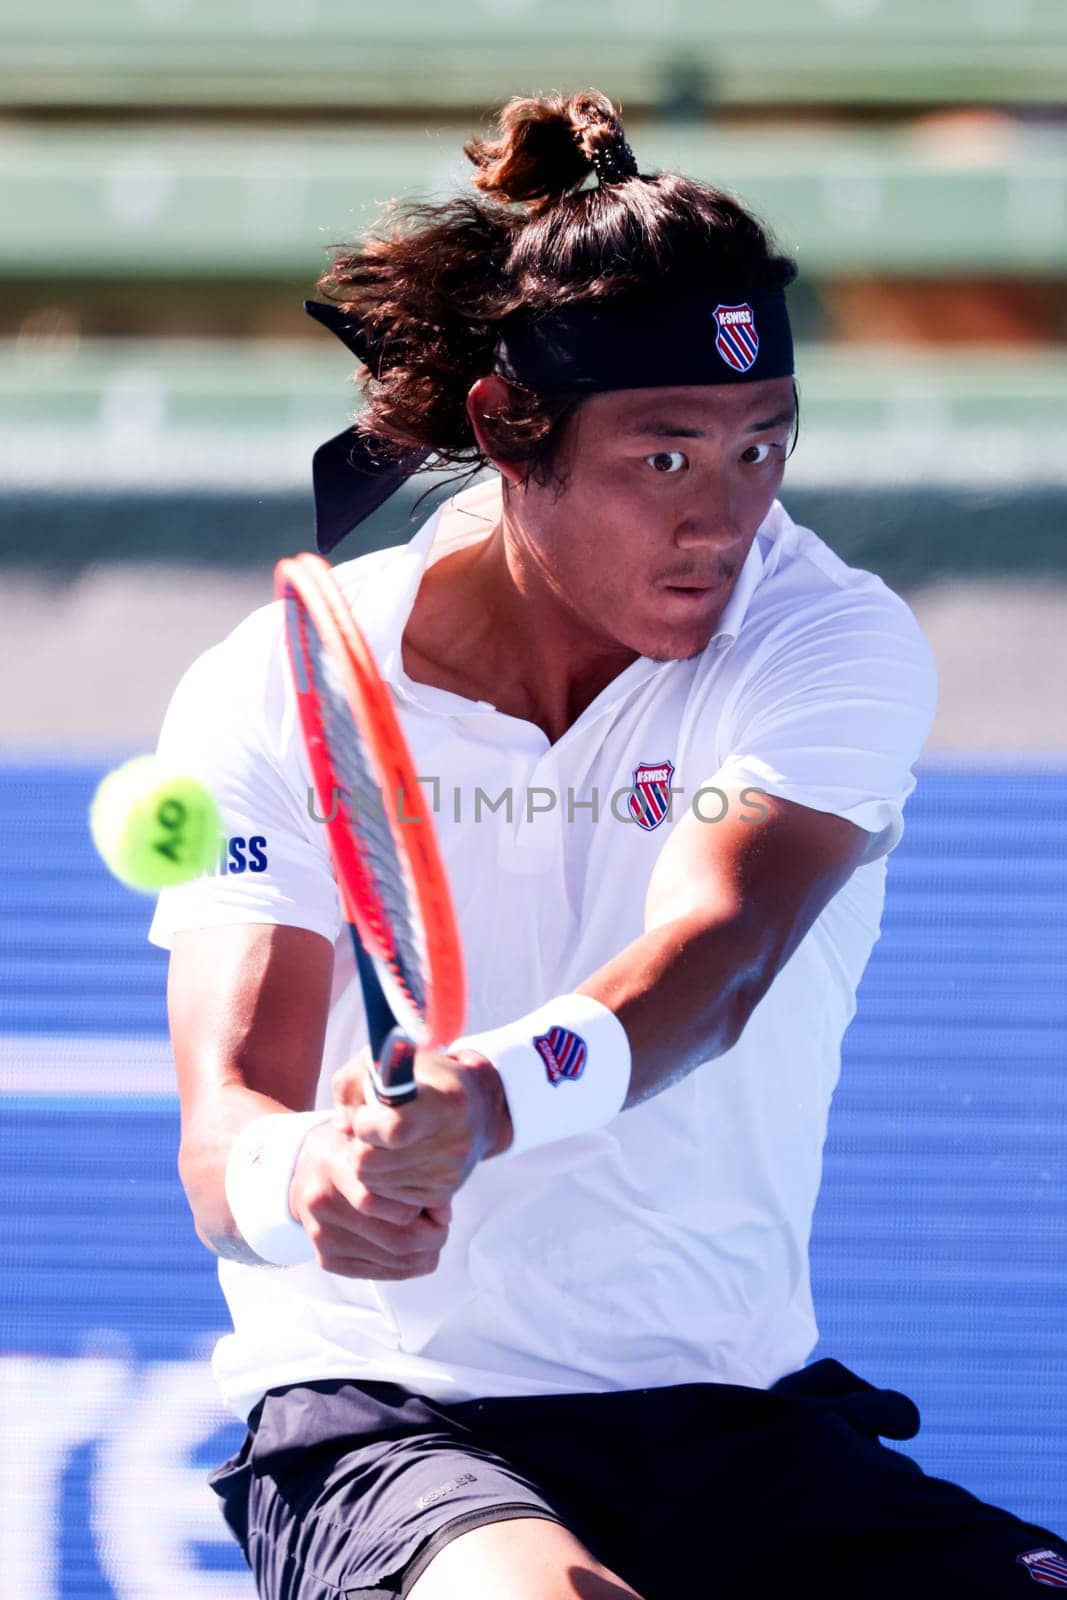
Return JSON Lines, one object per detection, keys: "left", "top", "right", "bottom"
{"left": 1, "top": 761, "right": 1064, "bottom": 1595}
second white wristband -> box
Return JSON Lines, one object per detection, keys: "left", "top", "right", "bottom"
{"left": 451, "top": 993, "right": 631, "bottom": 1159}
{"left": 224, "top": 1109, "right": 333, "bottom": 1267}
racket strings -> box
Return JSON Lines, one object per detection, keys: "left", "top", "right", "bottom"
{"left": 303, "top": 619, "right": 429, "bottom": 1017}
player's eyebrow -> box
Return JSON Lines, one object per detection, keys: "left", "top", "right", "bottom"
{"left": 746, "top": 405, "right": 797, "bottom": 434}
{"left": 620, "top": 406, "right": 797, "bottom": 438}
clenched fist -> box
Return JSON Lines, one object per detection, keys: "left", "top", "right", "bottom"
{"left": 332, "top": 1044, "right": 512, "bottom": 1208}
{"left": 286, "top": 1045, "right": 511, "bottom": 1280}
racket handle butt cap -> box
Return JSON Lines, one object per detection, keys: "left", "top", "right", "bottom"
{"left": 369, "top": 1029, "right": 419, "bottom": 1106}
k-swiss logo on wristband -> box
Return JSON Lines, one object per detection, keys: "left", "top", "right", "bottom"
{"left": 1018, "top": 1550, "right": 1067, "bottom": 1588}
{"left": 533, "top": 1027, "right": 588, "bottom": 1085}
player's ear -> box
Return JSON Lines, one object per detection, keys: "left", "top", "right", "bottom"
{"left": 466, "top": 376, "right": 526, "bottom": 486}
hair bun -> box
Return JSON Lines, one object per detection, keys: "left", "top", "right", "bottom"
{"left": 465, "top": 89, "right": 630, "bottom": 214}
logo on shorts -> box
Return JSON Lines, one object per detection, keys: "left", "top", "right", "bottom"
{"left": 628, "top": 760, "right": 675, "bottom": 831}
{"left": 416, "top": 1472, "right": 476, "bottom": 1510}
{"left": 1018, "top": 1550, "right": 1067, "bottom": 1588}
{"left": 533, "top": 1027, "right": 588, "bottom": 1085}
{"left": 712, "top": 303, "right": 759, "bottom": 373}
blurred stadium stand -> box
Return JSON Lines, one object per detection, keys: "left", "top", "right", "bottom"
{"left": 3, "top": 0, "right": 1067, "bottom": 110}
{"left": 3, "top": 121, "right": 1067, "bottom": 276}
{"left": 3, "top": 334, "right": 1066, "bottom": 581}
{"left": 1, "top": 6, "right": 1065, "bottom": 573}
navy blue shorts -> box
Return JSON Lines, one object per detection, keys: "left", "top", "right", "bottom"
{"left": 209, "top": 1358, "right": 1067, "bottom": 1598}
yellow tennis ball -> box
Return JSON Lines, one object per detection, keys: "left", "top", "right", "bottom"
{"left": 89, "top": 756, "right": 223, "bottom": 892}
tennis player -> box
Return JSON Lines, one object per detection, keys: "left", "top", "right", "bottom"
{"left": 149, "top": 92, "right": 1067, "bottom": 1599}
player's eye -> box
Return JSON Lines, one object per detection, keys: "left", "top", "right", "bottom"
{"left": 740, "top": 442, "right": 775, "bottom": 466}
{"left": 645, "top": 450, "right": 688, "bottom": 474}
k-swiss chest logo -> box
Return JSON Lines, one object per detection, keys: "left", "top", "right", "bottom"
{"left": 1018, "top": 1550, "right": 1067, "bottom": 1589}
{"left": 712, "top": 302, "right": 759, "bottom": 373}
{"left": 533, "top": 1027, "right": 588, "bottom": 1085}
{"left": 628, "top": 760, "right": 675, "bottom": 831}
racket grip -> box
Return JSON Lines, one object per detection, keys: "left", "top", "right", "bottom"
{"left": 351, "top": 933, "right": 420, "bottom": 1106}
{"left": 369, "top": 1027, "right": 419, "bottom": 1107}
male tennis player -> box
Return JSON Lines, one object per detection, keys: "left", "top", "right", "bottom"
{"left": 149, "top": 91, "right": 1067, "bottom": 1599}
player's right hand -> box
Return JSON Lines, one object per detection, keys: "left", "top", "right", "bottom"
{"left": 287, "top": 1119, "right": 452, "bottom": 1279}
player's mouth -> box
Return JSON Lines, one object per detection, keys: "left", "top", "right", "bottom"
{"left": 660, "top": 579, "right": 728, "bottom": 602}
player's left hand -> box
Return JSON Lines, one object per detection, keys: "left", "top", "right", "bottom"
{"left": 330, "top": 1046, "right": 513, "bottom": 1211}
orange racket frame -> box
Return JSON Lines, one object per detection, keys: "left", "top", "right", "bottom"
{"left": 276, "top": 553, "right": 466, "bottom": 1088}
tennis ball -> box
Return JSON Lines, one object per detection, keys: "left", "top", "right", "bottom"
{"left": 89, "top": 756, "right": 223, "bottom": 892}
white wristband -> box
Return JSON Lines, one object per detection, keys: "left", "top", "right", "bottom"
{"left": 224, "top": 1110, "right": 333, "bottom": 1266}
{"left": 451, "top": 994, "right": 631, "bottom": 1158}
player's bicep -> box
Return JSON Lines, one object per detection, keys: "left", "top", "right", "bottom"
{"left": 645, "top": 785, "right": 871, "bottom": 975}
{"left": 168, "top": 922, "right": 335, "bottom": 1124}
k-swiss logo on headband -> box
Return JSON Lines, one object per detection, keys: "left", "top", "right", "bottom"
{"left": 628, "top": 760, "right": 675, "bottom": 831}
{"left": 712, "top": 303, "right": 759, "bottom": 373}
{"left": 533, "top": 1027, "right": 588, "bottom": 1085}
{"left": 1018, "top": 1550, "right": 1067, "bottom": 1588}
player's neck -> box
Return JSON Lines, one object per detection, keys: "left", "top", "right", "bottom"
{"left": 404, "top": 521, "right": 638, "bottom": 745}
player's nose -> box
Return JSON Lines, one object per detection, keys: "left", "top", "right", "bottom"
{"left": 671, "top": 507, "right": 746, "bottom": 560}
{"left": 669, "top": 477, "right": 746, "bottom": 550}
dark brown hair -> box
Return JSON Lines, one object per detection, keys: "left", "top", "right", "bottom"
{"left": 315, "top": 89, "right": 797, "bottom": 493}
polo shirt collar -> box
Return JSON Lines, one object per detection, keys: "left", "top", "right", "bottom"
{"left": 714, "top": 527, "right": 765, "bottom": 648}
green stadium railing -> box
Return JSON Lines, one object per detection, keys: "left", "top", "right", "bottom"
{"left": 4, "top": 339, "right": 1066, "bottom": 440}
{"left": 3, "top": 340, "right": 1065, "bottom": 584}
{"left": 3, "top": 0, "right": 1067, "bottom": 109}
{"left": 3, "top": 123, "right": 1067, "bottom": 278}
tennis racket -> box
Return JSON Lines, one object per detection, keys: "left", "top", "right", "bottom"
{"left": 276, "top": 552, "right": 466, "bottom": 1107}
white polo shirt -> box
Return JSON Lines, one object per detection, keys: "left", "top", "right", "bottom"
{"left": 148, "top": 476, "right": 938, "bottom": 1422}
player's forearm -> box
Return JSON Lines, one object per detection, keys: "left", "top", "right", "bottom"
{"left": 578, "top": 908, "right": 773, "bottom": 1109}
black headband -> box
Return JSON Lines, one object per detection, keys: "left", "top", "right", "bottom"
{"left": 304, "top": 283, "right": 794, "bottom": 554}
{"left": 493, "top": 289, "right": 793, "bottom": 392}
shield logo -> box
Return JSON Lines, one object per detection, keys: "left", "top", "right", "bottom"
{"left": 533, "top": 1026, "right": 588, "bottom": 1085}
{"left": 712, "top": 302, "right": 759, "bottom": 373}
{"left": 1018, "top": 1550, "right": 1067, "bottom": 1589}
{"left": 627, "top": 760, "right": 675, "bottom": 831}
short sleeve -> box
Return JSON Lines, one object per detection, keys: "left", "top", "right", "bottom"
{"left": 712, "top": 590, "right": 938, "bottom": 863}
{"left": 146, "top": 606, "right": 344, "bottom": 952}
